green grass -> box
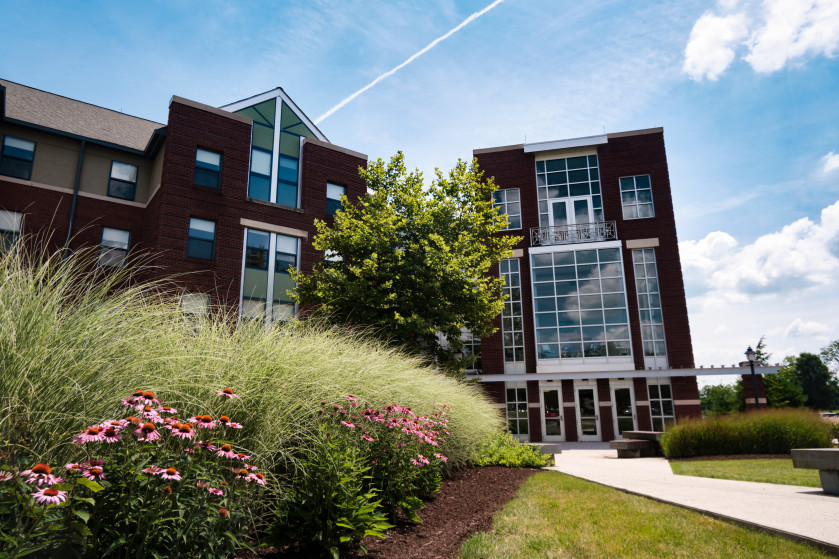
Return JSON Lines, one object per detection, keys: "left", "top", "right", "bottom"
{"left": 459, "top": 472, "right": 831, "bottom": 559}
{"left": 0, "top": 240, "right": 503, "bottom": 473}
{"left": 670, "top": 458, "right": 822, "bottom": 487}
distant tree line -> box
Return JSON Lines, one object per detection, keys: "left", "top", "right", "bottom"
{"left": 700, "top": 337, "right": 839, "bottom": 414}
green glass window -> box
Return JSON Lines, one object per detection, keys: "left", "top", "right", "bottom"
{"left": 186, "top": 218, "right": 215, "bottom": 260}
{"left": 326, "top": 183, "right": 345, "bottom": 216}
{"left": 1, "top": 136, "right": 35, "bottom": 180}
{"left": 194, "top": 149, "right": 221, "bottom": 189}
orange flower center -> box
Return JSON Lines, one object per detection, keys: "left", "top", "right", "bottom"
{"left": 255, "top": 473, "right": 265, "bottom": 480}
{"left": 143, "top": 406, "right": 152, "bottom": 413}
{"left": 222, "top": 388, "right": 234, "bottom": 395}
{"left": 201, "top": 415, "right": 212, "bottom": 422}
{"left": 141, "top": 423, "right": 156, "bottom": 433}
{"left": 143, "top": 391, "right": 155, "bottom": 399}
{"left": 87, "top": 426, "right": 101, "bottom": 435}
{"left": 178, "top": 425, "right": 192, "bottom": 433}
{"left": 105, "top": 428, "right": 117, "bottom": 437}
{"left": 219, "top": 416, "right": 230, "bottom": 423}
{"left": 90, "top": 467, "right": 103, "bottom": 475}
{"left": 164, "top": 486, "right": 172, "bottom": 493}
{"left": 132, "top": 390, "right": 143, "bottom": 397}
{"left": 220, "top": 444, "right": 232, "bottom": 452}
{"left": 237, "top": 453, "right": 246, "bottom": 458}
{"left": 44, "top": 488, "right": 59, "bottom": 496}
{"left": 219, "top": 508, "right": 228, "bottom": 516}
{"left": 165, "top": 468, "right": 177, "bottom": 475}
{"left": 32, "top": 464, "right": 51, "bottom": 475}
{"left": 126, "top": 416, "right": 139, "bottom": 424}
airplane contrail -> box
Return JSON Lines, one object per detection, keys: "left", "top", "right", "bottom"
{"left": 314, "top": 0, "right": 506, "bottom": 124}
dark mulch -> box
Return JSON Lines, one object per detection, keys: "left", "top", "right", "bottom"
{"left": 239, "top": 466, "right": 538, "bottom": 559}
{"left": 669, "top": 454, "right": 792, "bottom": 462}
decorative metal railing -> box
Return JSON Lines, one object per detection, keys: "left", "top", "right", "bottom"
{"left": 530, "top": 221, "right": 617, "bottom": 246}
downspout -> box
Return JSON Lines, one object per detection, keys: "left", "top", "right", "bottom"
{"left": 63, "top": 139, "right": 86, "bottom": 258}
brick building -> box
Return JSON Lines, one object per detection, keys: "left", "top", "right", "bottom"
{"left": 0, "top": 79, "right": 367, "bottom": 321}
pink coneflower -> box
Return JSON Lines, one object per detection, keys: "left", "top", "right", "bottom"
{"left": 142, "top": 465, "right": 162, "bottom": 475}
{"left": 231, "top": 468, "right": 248, "bottom": 479}
{"left": 207, "top": 487, "right": 223, "bottom": 496}
{"left": 243, "top": 464, "right": 258, "bottom": 471}
{"left": 195, "top": 440, "right": 216, "bottom": 452}
{"left": 73, "top": 425, "right": 105, "bottom": 444}
{"left": 172, "top": 423, "right": 196, "bottom": 440}
{"left": 434, "top": 453, "right": 448, "bottom": 463}
{"left": 196, "top": 481, "right": 207, "bottom": 489}
{"left": 0, "top": 471, "right": 13, "bottom": 482}
{"left": 245, "top": 472, "right": 267, "bottom": 485}
{"left": 21, "top": 464, "right": 63, "bottom": 486}
{"left": 160, "top": 467, "right": 181, "bottom": 481}
{"left": 218, "top": 508, "right": 229, "bottom": 516}
{"left": 65, "top": 463, "right": 81, "bottom": 472}
{"left": 362, "top": 435, "right": 374, "bottom": 442}
{"left": 233, "top": 452, "right": 250, "bottom": 461}
{"left": 217, "top": 416, "right": 243, "bottom": 429}
{"left": 135, "top": 422, "right": 160, "bottom": 441}
{"left": 411, "top": 454, "right": 430, "bottom": 467}
{"left": 189, "top": 415, "right": 215, "bottom": 429}
{"left": 83, "top": 466, "right": 106, "bottom": 481}
{"left": 141, "top": 406, "right": 163, "bottom": 423}
{"left": 102, "top": 427, "right": 122, "bottom": 443}
{"left": 140, "top": 391, "right": 160, "bottom": 406}
{"left": 340, "top": 421, "right": 355, "bottom": 429}
{"left": 82, "top": 459, "right": 105, "bottom": 469}
{"left": 31, "top": 486, "right": 68, "bottom": 505}
{"left": 216, "top": 444, "right": 236, "bottom": 459}
{"left": 216, "top": 388, "right": 239, "bottom": 399}
{"left": 158, "top": 406, "right": 177, "bottom": 414}
{"left": 103, "top": 420, "right": 126, "bottom": 431}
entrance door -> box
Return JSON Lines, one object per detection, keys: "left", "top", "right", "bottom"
{"left": 611, "top": 382, "right": 637, "bottom": 439}
{"left": 575, "top": 382, "right": 601, "bottom": 441}
{"left": 540, "top": 389, "right": 565, "bottom": 441}
{"left": 549, "top": 198, "right": 595, "bottom": 241}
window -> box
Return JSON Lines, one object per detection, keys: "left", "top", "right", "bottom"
{"left": 98, "top": 227, "right": 130, "bottom": 268}
{"left": 249, "top": 148, "right": 272, "bottom": 200}
{"left": 1, "top": 136, "right": 36, "bottom": 180}
{"left": 182, "top": 292, "right": 210, "bottom": 316}
{"left": 108, "top": 161, "right": 138, "bottom": 201}
{"left": 326, "top": 183, "right": 345, "bottom": 216}
{"left": 648, "top": 378, "right": 675, "bottom": 431}
{"left": 500, "top": 259, "right": 525, "bottom": 363}
{"left": 462, "top": 331, "right": 482, "bottom": 373}
{"left": 506, "top": 387, "right": 529, "bottom": 435}
{"left": 187, "top": 218, "right": 216, "bottom": 260}
{"left": 241, "top": 229, "right": 298, "bottom": 323}
{"left": 194, "top": 149, "right": 221, "bottom": 189}
{"left": 530, "top": 247, "right": 631, "bottom": 360}
{"left": 633, "top": 249, "right": 667, "bottom": 363}
{"left": 620, "top": 175, "right": 654, "bottom": 219}
{"left": 0, "top": 210, "right": 23, "bottom": 252}
{"left": 536, "top": 155, "right": 602, "bottom": 227}
{"left": 492, "top": 189, "right": 521, "bottom": 229}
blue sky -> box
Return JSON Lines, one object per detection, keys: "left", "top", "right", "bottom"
{"left": 3, "top": 0, "right": 838, "bottom": 384}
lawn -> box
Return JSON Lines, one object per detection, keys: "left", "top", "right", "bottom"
{"left": 670, "top": 458, "right": 822, "bottom": 487}
{"left": 459, "top": 472, "right": 830, "bottom": 559}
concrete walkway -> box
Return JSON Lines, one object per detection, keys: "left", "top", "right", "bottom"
{"left": 547, "top": 445, "right": 839, "bottom": 552}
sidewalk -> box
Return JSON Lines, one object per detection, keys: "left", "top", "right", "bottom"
{"left": 547, "top": 445, "right": 839, "bottom": 552}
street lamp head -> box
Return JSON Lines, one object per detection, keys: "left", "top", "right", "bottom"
{"left": 745, "top": 346, "right": 756, "bottom": 363}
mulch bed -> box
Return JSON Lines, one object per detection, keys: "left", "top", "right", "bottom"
{"left": 240, "top": 466, "right": 539, "bottom": 558}
{"left": 668, "top": 454, "right": 792, "bottom": 462}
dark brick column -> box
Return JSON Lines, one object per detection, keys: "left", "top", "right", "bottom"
{"left": 526, "top": 380, "right": 542, "bottom": 442}
{"left": 633, "top": 377, "right": 653, "bottom": 430}
{"left": 741, "top": 373, "right": 767, "bottom": 411}
{"left": 562, "top": 379, "right": 578, "bottom": 442}
{"left": 597, "top": 379, "right": 615, "bottom": 441}
{"left": 672, "top": 376, "right": 702, "bottom": 419}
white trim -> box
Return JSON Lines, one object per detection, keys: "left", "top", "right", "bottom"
{"left": 269, "top": 100, "right": 281, "bottom": 205}
{"left": 476, "top": 365, "right": 781, "bottom": 382}
{"left": 296, "top": 135, "right": 304, "bottom": 209}
{"left": 265, "top": 232, "right": 277, "bottom": 326}
{"left": 527, "top": 402, "right": 540, "bottom": 408}
{"left": 239, "top": 218, "right": 308, "bottom": 239}
{"left": 237, "top": 228, "right": 248, "bottom": 323}
{"left": 528, "top": 239, "right": 621, "bottom": 255}
{"left": 745, "top": 397, "right": 768, "bottom": 404}
{"left": 674, "top": 399, "right": 701, "bottom": 406}
{"left": 524, "top": 134, "right": 608, "bottom": 153}
{"left": 220, "top": 88, "right": 328, "bottom": 142}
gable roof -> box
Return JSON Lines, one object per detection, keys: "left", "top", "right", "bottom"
{"left": 0, "top": 78, "right": 164, "bottom": 152}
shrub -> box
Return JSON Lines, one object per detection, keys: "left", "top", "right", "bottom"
{"left": 661, "top": 408, "right": 835, "bottom": 458}
{"left": 472, "top": 431, "right": 553, "bottom": 468}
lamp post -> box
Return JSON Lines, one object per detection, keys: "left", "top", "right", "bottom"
{"left": 745, "top": 346, "right": 760, "bottom": 410}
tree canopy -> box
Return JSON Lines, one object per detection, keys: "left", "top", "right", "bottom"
{"left": 290, "top": 152, "right": 521, "bottom": 370}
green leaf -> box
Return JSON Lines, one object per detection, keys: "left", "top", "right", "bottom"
{"left": 74, "top": 509, "right": 91, "bottom": 523}
{"left": 73, "top": 496, "right": 95, "bottom": 506}
{"left": 329, "top": 547, "right": 340, "bottom": 559}
{"left": 76, "top": 478, "right": 104, "bottom": 492}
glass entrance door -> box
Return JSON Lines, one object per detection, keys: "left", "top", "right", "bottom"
{"left": 575, "top": 384, "right": 600, "bottom": 441}
{"left": 541, "top": 389, "right": 564, "bottom": 441}
{"left": 611, "top": 382, "right": 637, "bottom": 439}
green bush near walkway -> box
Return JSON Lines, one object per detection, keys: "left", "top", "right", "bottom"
{"left": 661, "top": 408, "right": 834, "bottom": 459}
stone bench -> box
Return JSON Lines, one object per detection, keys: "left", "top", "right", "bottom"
{"left": 791, "top": 448, "right": 839, "bottom": 495}
{"left": 622, "top": 431, "right": 664, "bottom": 456}
{"left": 526, "top": 442, "right": 562, "bottom": 455}
{"left": 610, "top": 439, "right": 653, "bottom": 458}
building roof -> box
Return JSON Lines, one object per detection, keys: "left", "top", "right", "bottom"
{"left": 0, "top": 78, "right": 164, "bottom": 152}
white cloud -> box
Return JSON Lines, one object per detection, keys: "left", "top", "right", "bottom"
{"left": 784, "top": 318, "right": 830, "bottom": 337}
{"left": 822, "top": 151, "right": 839, "bottom": 174}
{"left": 683, "top": 12, "right": 750, "bottom": 81}
{"left": 683, "top": 0, "right": 839, "bottom": 81}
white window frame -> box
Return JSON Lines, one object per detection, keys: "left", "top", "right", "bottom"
{"left": 0, "top": 210, "right": 23, "bottom": 252}
{"left": 492, "top": 188, "right": 521, "bottom": 230}
{"left": 500, "top": 258, "right": 525, "bottom": 372}
{"left": 648, "top": 378, "right": 675, "bottom": 431}
{"left": 98, "top": 227, "right": 130, "bottom": 268}
{"left": 620, "top": 175, "right": 654, "bottom": 219}
{"left": 239, "top": 227, "right": 299, "bottom": 325}
{"left": 505, "top": 383, "right": 529, "bottom": 439}
{"left": 633, "top": 248, "right": 668, "bottom": 369}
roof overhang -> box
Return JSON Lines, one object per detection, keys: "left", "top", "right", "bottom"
{"left": 523, "top": 134, "right": 608, "bottom": 153}
{"left": 473, "top": 365, "right": 781, "bottom": 382}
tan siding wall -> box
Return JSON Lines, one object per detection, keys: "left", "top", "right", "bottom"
{"left": 79, "top": 145, "right": 153, "bottom": 202}
{"left": 0, "top": 123, "right": 79, "bottom": 189}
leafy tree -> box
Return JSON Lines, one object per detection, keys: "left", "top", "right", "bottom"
{"left": 699, "top": 383, "right": 741, "bottom": 414}
{"left": 820, "top": 339, "right": 839, "bottom": 372}
{"left": 291, "top": 153, "right": 520, "bottom": 371}
{"left": 764, "top": 356, "right": 807, "bottom": 408}
{"left": 791, "top": 352, "right": 839, "bottom": 410}
{"left": 754, "top": 335, "right": 772, "bottom": 365}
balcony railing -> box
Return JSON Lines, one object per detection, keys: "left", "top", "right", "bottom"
{"left": 530, "top": 221, "right": 617, "bottom": 246}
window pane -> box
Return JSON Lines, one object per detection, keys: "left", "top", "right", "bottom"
{"left": 3, "top": 136, "right": 35, "bottom": 158}
{"left": 108, "top": 179, "right": 136, "bottom": 200}
{"left": 251, "top": 149, "right": 272, "bottom": 175}
{"left": 196, "top": 149, "right": 221, "bottom": 170}
{"left": 110, "top": 161, "right": 137, "bottom": 182}
{"left": 327, "top": 183, "right": 345, "bottom": 200}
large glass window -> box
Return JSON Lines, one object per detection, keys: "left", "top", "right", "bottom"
{"left": 241, "top": 229, "right": 298, "bottom": 323}
{"left": 648, "top": 378, "right": 675, "bottom": 431}
{"left": 506, "top": 387, "right": 529, "bottom": 435}
{"left": 0, "top": 136, "right": 35, "bottom": 180}
{"left": 237, "top": 98, "right": 276, "bottom": 202}
{"left": 108, "top": 161, "right": 138, "bottom": 201}
{"left": 187, "top": 218, "right": 216, "bottom": 260}
{"left": 0, "top": 210, "right": 22, "bottom": 252}
{"left": 531, "top": 247, "right": 631, "bottom": 360}
{"left": 194, "top": 149, "right": 222, "bottom": 189}
{"left": 633, "top": 249, "right": 667, "bottom": 361}
{"left": 462, "top": 331, "right": 482, "bottom": 373}
{"left": 535, "top": 155, "right": 602, "bottom": 227}
{"left": 326, "top": 183, "right": 345, "bottom": 216}
{"left": 620, "top": 175, "right": 654, "bottom": 219}
{"left": 492, "top": 189, "right": 521, "bottom": 229}
{"left": 181, "top": 292, "right": 210, "bottom": 318}
{"left": 500, "top": 258, "right": 524, "bottom": 363}
{"left": 98, "top": 227, "right": 130, "bottom": 268}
